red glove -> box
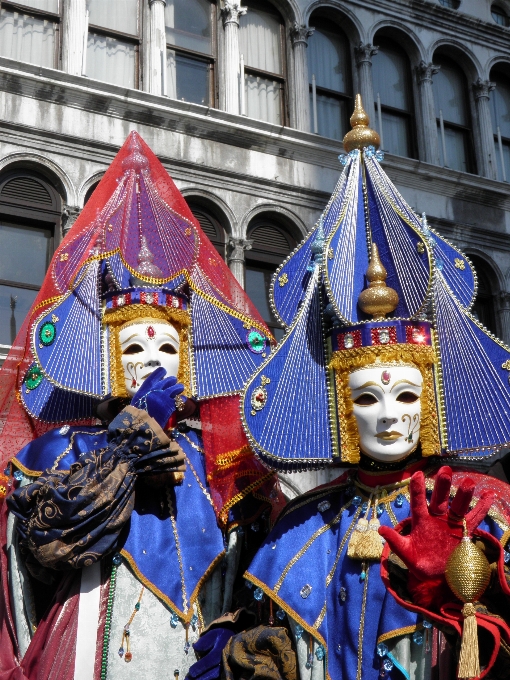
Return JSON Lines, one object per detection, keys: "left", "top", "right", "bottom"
{"left": 378, "top": 466, "right": 495, "bottom": 609}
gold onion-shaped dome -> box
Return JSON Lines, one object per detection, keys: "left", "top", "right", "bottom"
{"left": 343, "top": 94, "right": 381, "bottom": 153}
{"left": 358, "top": 243, "right": 399, "bottom": 318}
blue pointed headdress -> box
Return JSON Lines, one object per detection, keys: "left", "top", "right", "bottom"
{"left": 19, "top": 132, "right": 273, "bottom": 423}
{"left": 242, "top": 95, "right": 510, "bottom": 470}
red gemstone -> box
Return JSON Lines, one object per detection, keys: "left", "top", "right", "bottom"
{"left": 381, "top": 370, "right": 391, "bottom": 385}
{"left": 124, "top": 652, "right": 133, "bottom": 663}
{"left": 147, "top": 326, "right": 155, "bottom": 339}
{"left": 131, "top": 378, "right": 137, "bottom": 388}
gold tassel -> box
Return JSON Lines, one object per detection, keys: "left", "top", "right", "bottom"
{"left": 354, "top": 516, "right": 384, "bottom": 560}
{"left": 457, "top": 603, "right": 480, "bottom": 679}
{"left": 347, "top": 517, "right": 368, "bottom": 557}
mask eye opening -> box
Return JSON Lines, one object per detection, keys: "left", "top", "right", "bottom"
{"left": 159, "top": 343, "right": 178, "bottom": 355}
{"left": 123, "top": 343, "right": 143, "bottom": 355}
{"left": 396, "top": 391, "right": 420, "bottom": 404}
{"left": 353, "top": 393, "right": 378, "bottom": 406}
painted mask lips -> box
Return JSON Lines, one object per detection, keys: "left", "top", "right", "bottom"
{"left": 375, "top": 431, "right": 402, "bottom": 441}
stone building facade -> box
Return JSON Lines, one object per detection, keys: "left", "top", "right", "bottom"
{"left": 1, "top": 0, "right": 510, "bottom": 493}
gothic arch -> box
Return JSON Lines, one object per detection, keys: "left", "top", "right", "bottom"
{"left": 370, "top": 21, "right": 426, "bottom": 66}
{"left": 0, "top": 153, "right": 73, "bottom": 206}
{"left": 304, "top": 1, "right": 364, "bottom": 44}
{"left": 241, "top": 203, "right": 307, "bottom": 240}
{"left": 429, "top": 39, "right": 482, "bottom": 82}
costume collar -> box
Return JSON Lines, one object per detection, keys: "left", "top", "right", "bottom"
{"left": 356, "top": 457, "right": 430, "bottom": 490}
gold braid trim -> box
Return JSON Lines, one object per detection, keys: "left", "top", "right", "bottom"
{"left": 103, "top": 305, "right": 191, "bottom": 398}
{"left": 215, "top": 445, "right": 253, "bottom": 470}
{"left": 377, "top": 623, "right": 422, "bottom": 644}
{"left": 218, "top": 472, "right": 275, "bottom": 529}
{"left": 329, "top": 345, "right": 439, "bottom": 463}
{"left": 501, "top": 528, "right": 510, "bottom": 549}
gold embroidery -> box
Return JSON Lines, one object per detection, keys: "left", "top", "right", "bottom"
{"left": 356, "top": 564, "right": 370, "bottom": 680}
{"left": 278, "top": 273, "right": 288, "bottom": 287}
{"left": 377, "top": 623, "right": 422, "bottom": 644}
{"left": 454, "top": 258, "right": 465, "bottom": 270}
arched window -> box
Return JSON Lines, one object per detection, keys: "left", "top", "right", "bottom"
{"left": 490, "top": 66, "right": 510, "bottom": 182}
{"left": 469, "top": 255, "right": 498, "bottom": 335}
{"left": 372, "top": 39, "right": 415, "bottom": 158}
{"left": 187, "top": 201, "right": 226, "bottom": 258}
{"left": 84, "top": 181, "right": 101, "bottom": 205}
{"left": 492, "top": 4, "right": 510, "bottom": 27}
{"left": 0, "top": 0, "right": 61, "bottom": 68}
{"left": 86, "top": 0, "right": 140, "bottom": 89}
{"left": 245, "top": 217, "right": 296, "bottom": 339}
{"left": 165, "top": 0, "right": 216, "bottom": 106}
{"left": 240, "top": 0, "right": 286, "bottom": 125}
{"left": 432, "top": 56, "right": 474, "bottom": 173}
{"left": 307, "top": 17, "right": 352, "bottom": 140}
{"left": 0, "top": 170, "right": 60, "bottom": 358}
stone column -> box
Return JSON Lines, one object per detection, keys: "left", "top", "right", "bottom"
{"left": 221, "top": 2, "right": 247, "bottom": 115}
{"left": 143, "top": 0, "right": 167, "bottom": 95}
{"left": 497, "top": 291, "right": 510, "bottom": 345}
{"left": 227, "top": 237, "right": 252, "bottom": 288}
{"left": 61, "top": 0, "right": 87, "bottom": 76}
{"left": 62, "top": 205, "right": 81, "bottom": 237}
{"left": 416, "top": 61, "right": 441, "bottom": 165}
{"left": 353, "top": 43, "right": 378, "bottom": 128}
{"left": 290, "top": 23, "right": 314, "bottom": 132}
{"left": 473, "top": 78, "right": 497, "bottom": 179}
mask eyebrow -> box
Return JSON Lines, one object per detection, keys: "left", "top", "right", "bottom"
{"left": 161, "top": 333, "right": 179, "bottom": 342}
{"left": 389, "top": 379, "right": 421, "bottom": 392}
{"left": 351, "top": 381, "right": 382, "bottom": 391}
{"left": 121, "top": 333, "right": 139, "bottom": 345}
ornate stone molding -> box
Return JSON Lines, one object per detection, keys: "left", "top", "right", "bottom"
{"left": 227, "top": 237, "right": 253, "bottom": 263}
{"left": 148, "top": 0, "right": 166, "bottom": 6}
{"left": 473, "top": 77, "right": 496, "bottom": 100}
{"left": 416, "top": 60, "right": 440, "bottom": 84}
{"left": 62, "top": 205, "right": 81, "bottom": 235}
{"left": 221, "top": 1, "right": 247, "bottom": 27}
{"left": 290, "top": 23, "right": 314, "bottom": 47}
{"left": 354, "top": 43, "right": 378, "bottom": 66}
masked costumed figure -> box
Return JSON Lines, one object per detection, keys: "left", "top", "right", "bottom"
{"left": 0, "top": 132, "right": 283, "bottom": 680}
{"left": 231, "top": 97, "right": 510, "bottom": 680}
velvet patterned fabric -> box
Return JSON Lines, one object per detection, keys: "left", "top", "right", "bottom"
{"left": 222, "top": 626, "right": 297, "bottom": 680}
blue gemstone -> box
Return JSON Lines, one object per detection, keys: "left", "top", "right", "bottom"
{"left": 352, "top": 495, "right": 362, "bottom": 507}
{"left": 191, "top": 614, "right": 198, "bottom": 627}
{"left": 360, "top": 571, "right": 366, "bottom": 581}
{"left": 184, "top": 641, "right": 190, "bottom": 654}
{"left": 170, "top": 613, "right": 180, "bottom": 628}
{"left": 422, "top": 619, "right": 432, "bottom": 629}
{"left": 413, "top": 631, "right": 424, "bottom": 645}
{"left": 3, "top": 467, "right": 9, "bottom": 476}
{"left": 295, "top": 625, "right": 303, "bottom": 640}
{"left": 112, "top": 553, "right": 122, "bottom": 566}
{"left": 376, "top": 505, "right": 384, "bottom": 517}
{"left": 336, "top": 644, "right": 342, "bottom": 653}
{"left": 348, "top": 149, "right": 359, "bottom": 159}
{"left": 383, "top": 658, "right": 394, "bottom": 671}
{"left": 13, "top": 470, "right": 23, "bottom": 481}
{"left": 361, "top": 502, "right": 368, "bottom": 513}
{"left": 375, "top": 150, "right": 385, "bottom": 162}
{"left": 504, "top": 550, "right": 510, "bottom": 564}
{"left": 377, "top": 643, "right": 389, "bottom": 657}
{"left": 316, "top": 645, "right": 325, "bottom": 661}
{"left": 253, "top": 587, "right": 264, "bottom": 601}
{"left": 339, "top": 587, "right": 347, "bottom": 602}
{"left": 276, "top": 609, "right": 286, "bottom": 621}
{"left": 245, "top": 580, "right": 253, "bottom": 589}
{"left": 338, "top": 153, "right": 349, "bottom": 166}
{"left": 134, "top": 602, "right": 140, "bottom": 611}
{"left": 395, "top": 494, "right": 405, "bottom": 508}
{"left": 118, "top": 647, "right": 124, "bottom": 657}
{"left": 436, "top": 258, "right": 444, "bottom": 271}
{"left": 306, "top": 652, "right": 314, "bottom": 669}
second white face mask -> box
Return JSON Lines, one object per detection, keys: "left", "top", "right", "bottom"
{"left": 119, "top": 321, "right": 180, "bottom": 396}
{"left": 348, "top": 365, "right": 423, "bottom": 462}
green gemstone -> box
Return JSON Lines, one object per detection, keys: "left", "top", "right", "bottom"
{"left": 39, "top": 322, "right": 56, "bottom": 347}
{"left": 135, "top": 602, "right": 140, "bottom": 611}
{"left": 248, "top": 330, "right": 266, "bottom": 353}
{"left": 25, "top": 365, "right": 43, "bottom": 391}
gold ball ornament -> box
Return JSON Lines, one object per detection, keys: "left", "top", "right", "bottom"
{"left": 445, "top": 531, "right": 491, "bottom": 603}
{"left": 358, "top": 243, "right": 399, "bottom": 319}
{"left": 343, "top": 94, "right": 381, "bottom": 153}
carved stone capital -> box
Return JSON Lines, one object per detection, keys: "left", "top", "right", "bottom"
{"left": 416, "top": 60, "right": 440, "bottom": 84}
{"left": 354, "top": 42, "right": 378, "bottom": 66}
{"left": 473, "top": 77, "right": 496, "bottom": 100}
{"left": 290, "top": 23, "right": 314, "bottom": 47}
{"left": 227, "top": 237, "right": 253, "bottom": 262}
{"left": 499, "top": 290, "right": 510, "bottom": 307}
{"left": 148, "top": 0, "right": 166, "bottom": 6}
{"left": 221, "top": 1, "right": 247, "bottom": 27}
{"left": 62, "top": 205, "right": 81, "bottom": 235}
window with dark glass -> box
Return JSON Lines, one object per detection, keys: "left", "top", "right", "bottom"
{"left": 307, "top": 17, "right": 351, "bottom": 140}
{"left": 0, "top": 0, "right": 61, "bottom": 69}
{"left": 165, "top": 0, "right": 216, "bottom": 106}
{"left": 432, "top": 57, "right": 474, "bottom": 173}
{"left": 469, "top": 255, "right": 498, "bottom": 336}
{"left": 187, "top": 202, "right": 226, "bottom": 258}
{"left": 492, "top": 4, "right": 510, "bottom": 27}
{"left": 439, "top": 0, "right": 460, "bottom": 8}
{"left": 372, "top": 40, "right": 415, "bottom": 158}
{"left": 490, "top": 69, "right": 510, "bottom": 182}
{"left": 240, "top": 0, "right": 286, "bottom": 125}
{"left": 86, "top": 0, "right": 140, "bottom": 89}
{"left": 0, "top": 171, "right": 60, "bottom": 357}
{"left": 245, "top": 219, "right": 295, "bottom": 340}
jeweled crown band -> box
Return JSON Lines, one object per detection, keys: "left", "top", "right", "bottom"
{"left": 104, "top": 289, "right": 188, "bottom": 312}
{"left": 330, "top": 320, "right": 432, "bottom": 352}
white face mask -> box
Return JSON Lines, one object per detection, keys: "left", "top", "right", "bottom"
{"left": 348, "top": 365, "right": 423, "bottom": 462}
{"left": 119, "top": 321, "right": 180, "bottom": 396}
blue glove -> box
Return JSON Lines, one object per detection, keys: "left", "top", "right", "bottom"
{"left": 131, "top": 367, "right": 187, "bottom": 429}
{"left": 185, "top": 628, "right": 235, "bottom": 680}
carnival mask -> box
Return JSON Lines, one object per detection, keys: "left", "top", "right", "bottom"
{"left": 119, "top": 321, "right": 180, "bottom": 396}
{"left": 349, "top": 365, "right": 423, "bottom": 462}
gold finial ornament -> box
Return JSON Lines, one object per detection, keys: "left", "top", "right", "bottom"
{"left": 343, "top": 94, "right": 381, "bottom": 153}
{"left": 358, "top": 244, "right": 399, "bottom": 318}
{"left": 444, "top": 520, "right": 491, "bottom": 679}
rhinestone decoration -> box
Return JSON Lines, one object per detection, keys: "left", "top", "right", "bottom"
{"left": 338, "top": 153, "right": 349, "bottom": 166}
{"left": 117, "top": 294, "right": 126, "bottom": 307}
{"left": 422, "top": 620, "right": 432, "bottom": 629}
{"left": 39, "top": 321, "right": 56, "bottom": 347}
{"left": 25, "top": 365, "right": 43, "bottom": 391}
{"left": 316, "top": 645, "right": 325, "bottom": 661}
{"left": 339, "top": 587, "right": 347, "bottom": 602}
{"left": 337, "top": 644, "right": 342, "bottom": 653}
{"left": 13, "top": 470, "right": 23, "bottom": 482}
{"left": 146, "top": 325, "right": 156, "bottom": 339}
{"left": 300, "top": 584, "right": 312, "bottom": 599}
{"left": 306, "top": 653, "right": 314, "bottom": 669}
{"left": 381, "top": 370, "right": 391, "bottom": 385}
{"left": 412, "top": 328, "right": 426, "bottom": 343}
{"left": 59, "top": 425, "right": 70, "bottom": 435}
{"left": 413, "top": 631, "right": 423, "bottom": 645}
{"left": 276, "top": 609, "right": 286, "bottom": 621}
{"left": 361, "top": 502, "right": 368, "bottom": 513}
{"left": 245, "top": 580, "right": 253, "bottom": 589}
{"left": 376, "top": 504, "right": 384, "bottom": 517}
{"left": 170, "top": 613, "right": 180, "bottom": 628}
{"left": 352, "top": 495, "right": 362, "bottom": 507}
{"left": 112, "top": 553, "right": 122, "bottom": 566}
{"left": 253, "top": 587, "right": 264, "bottom": 601}
{"left": 295, "top": 625, "right": 304, "bottom": 640}
{"left": 251, "top": 522, "right": 260, "bottom": 532}
{"left": 190, "top": 614, "right": 198, "bottom": 628}
{"left": 383, "top": 658, "right": 394, "bottom": 671}
{"left": 343, "top": 333, "right": 354, "bottom": 349}
{"left": 395, "top": 494, "right": 405, "bottom": 508}
{"left": 318, "top": 500, "right": 331, "bottom": 512}
{"left": 3, "top": 468, "right": 9, "bottom": 476}
{"left": 250, "top": 386, "right": 268, "bottom": 412}
{"left": 504, "top": 550, "right": 510, "bottom": 564}
{"left": 377, "top": 643, "right": 389, "bottom": 657}
{"left": 378, "top": 329, "right": 390, "bottom": 345}
{"left": 247, "top": 329, "right": 266, "bottom": 354}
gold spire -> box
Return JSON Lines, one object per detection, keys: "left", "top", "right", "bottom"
{"left": 343, "top": 94, "right": 381, "bottom": 153}
{"left": 358, "top": 243, "right": 399, "bottom": 318}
